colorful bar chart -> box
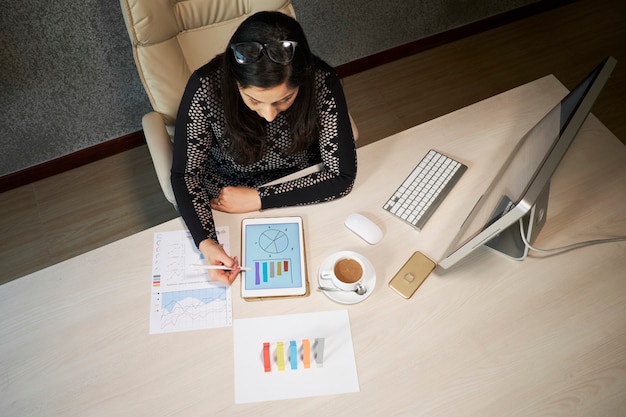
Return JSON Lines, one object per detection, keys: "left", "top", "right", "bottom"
{"left": 262, "top": 338, "right": 324, "bottom": 373}
{"left": 254, "top": 259, "right": 290, "bottom": 285}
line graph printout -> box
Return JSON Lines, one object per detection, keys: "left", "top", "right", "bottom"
{"left": 150, "top": 228, "right": 232, "bottom": 334}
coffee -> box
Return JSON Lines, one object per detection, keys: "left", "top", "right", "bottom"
{"left": 333, "top": 258, "right": 363, "bottom": 284}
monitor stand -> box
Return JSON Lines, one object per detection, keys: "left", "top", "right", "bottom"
{"left": 485, "top": 182, "right": 551, "bottom": 260}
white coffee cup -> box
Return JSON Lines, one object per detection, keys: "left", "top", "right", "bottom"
{"left": 321, "top": 256, "right": 365, "bottom": 291}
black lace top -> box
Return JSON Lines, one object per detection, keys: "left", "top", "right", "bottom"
{"left": 171, "top": 57, "right": 357, "bottom": 246}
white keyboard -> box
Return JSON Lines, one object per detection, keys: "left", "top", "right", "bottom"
{"left": 383, "top": 150, "right": 467, "bottom": 229}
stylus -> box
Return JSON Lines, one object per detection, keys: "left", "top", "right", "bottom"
{"left": 191, "top": 264, "right": 252, "bottom": 271}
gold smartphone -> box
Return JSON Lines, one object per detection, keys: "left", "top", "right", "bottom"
{"left": 388, "top": 251, "right": 436, "bottom": 299}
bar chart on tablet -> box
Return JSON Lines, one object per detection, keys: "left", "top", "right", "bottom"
{"left": 253, "top": 259, "right": 292, "bottom": 285}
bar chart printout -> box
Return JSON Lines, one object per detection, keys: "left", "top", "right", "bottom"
{"left": 150, "top": 228, "right": 232, "bottom": 334}
{"left": 233, "top": 310, "right": 359, "bottom": 403}
{"left": 262, "top": 338, "right": 321, "bottom": 372}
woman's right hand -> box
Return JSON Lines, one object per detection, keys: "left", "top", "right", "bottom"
{"left": 198, "top": 238, "right": 240, "bottom": 286}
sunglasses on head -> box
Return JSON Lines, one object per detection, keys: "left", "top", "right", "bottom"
{"left": 230, "top": 40, "right": 298, "bottom": 65}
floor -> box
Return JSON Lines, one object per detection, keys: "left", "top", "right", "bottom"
{"left": 1, "top": 0, "right": 624, "bottom": 285}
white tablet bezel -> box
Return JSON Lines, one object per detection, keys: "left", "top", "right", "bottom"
{"left": 240, "top": 216, "right": 307, "bottom": 299}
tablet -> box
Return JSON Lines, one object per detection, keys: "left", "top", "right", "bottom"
{"left": 241, "top": 216, "right": 308, "bottom": 299}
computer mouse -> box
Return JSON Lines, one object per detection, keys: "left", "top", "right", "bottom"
{"left": 344, "top": 213, "right": 383, "bottom": 245}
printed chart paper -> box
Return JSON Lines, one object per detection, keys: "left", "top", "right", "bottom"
{"left": 150, "top": 228, "right": 232, "bottom": 334}
{"left": 233, "top": 310, "right": 359, "bottom": 403}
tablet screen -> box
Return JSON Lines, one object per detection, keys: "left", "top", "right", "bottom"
{"left": 241, "top": 217, "right": 307, "bottom": 298}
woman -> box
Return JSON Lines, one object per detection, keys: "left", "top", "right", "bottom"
{"left": 171, "top": 11, "right": 357, "bottom": 285}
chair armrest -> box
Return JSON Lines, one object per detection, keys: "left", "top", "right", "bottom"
{"left": 349, "top": 112, "right": 359, "bottom": 141}
{"left": 142, "top": 112, "right": 176, "bottom": 206}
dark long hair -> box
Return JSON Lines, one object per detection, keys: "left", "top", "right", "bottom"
{"left": 222, "top": 11, "right": 319, "bottom": 165}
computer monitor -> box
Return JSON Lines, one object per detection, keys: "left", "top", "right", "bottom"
{"left": 438, "top": 56, "right": 617, "bottom": 269}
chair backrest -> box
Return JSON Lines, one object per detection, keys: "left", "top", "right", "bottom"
{"left": 120, "top": 0, "right": 296, "bottom": 125}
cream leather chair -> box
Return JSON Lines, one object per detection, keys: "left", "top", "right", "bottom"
{"left": 120, "top": 0, "right": 358, "bottom": 205}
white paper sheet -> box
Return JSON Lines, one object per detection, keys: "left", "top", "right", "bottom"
{"left": 233, "top": 310, "right": 359, "bottom": 403}
{"left": 150, "top": 228, "right": 232, "bottom": 334}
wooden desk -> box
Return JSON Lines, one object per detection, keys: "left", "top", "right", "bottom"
{"left": 2, "top": 76, "right": 625, "bottom": 416}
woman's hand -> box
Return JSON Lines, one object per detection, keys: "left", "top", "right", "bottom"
{"left": 198, "top": 238, "right": 240, "bottom": 286}
{"left": 210, "top": 186, "right": 262, "bottom": 213}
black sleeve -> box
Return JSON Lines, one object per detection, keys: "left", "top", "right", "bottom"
{"left": 171, "top": 72, "right": 219, "bottom": 247}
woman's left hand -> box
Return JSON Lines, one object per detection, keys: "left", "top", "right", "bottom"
{"left": 210, "top": 186, "right": 262, "bottom": 213}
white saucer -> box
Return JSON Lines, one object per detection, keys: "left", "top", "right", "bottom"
{"left": 317, "top": 251, "right": 376, "bottom": 305}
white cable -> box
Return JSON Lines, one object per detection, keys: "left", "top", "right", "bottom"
{"left": 518, "top": 218, "right": 626, "bottom": 256}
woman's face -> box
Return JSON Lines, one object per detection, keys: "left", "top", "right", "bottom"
{"left": 238, "top": 82, "right": 299, "bottom": 122}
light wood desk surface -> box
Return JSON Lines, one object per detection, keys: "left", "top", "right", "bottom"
{"left": 2, "top": 76, "right": 625, "bottom": 417}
